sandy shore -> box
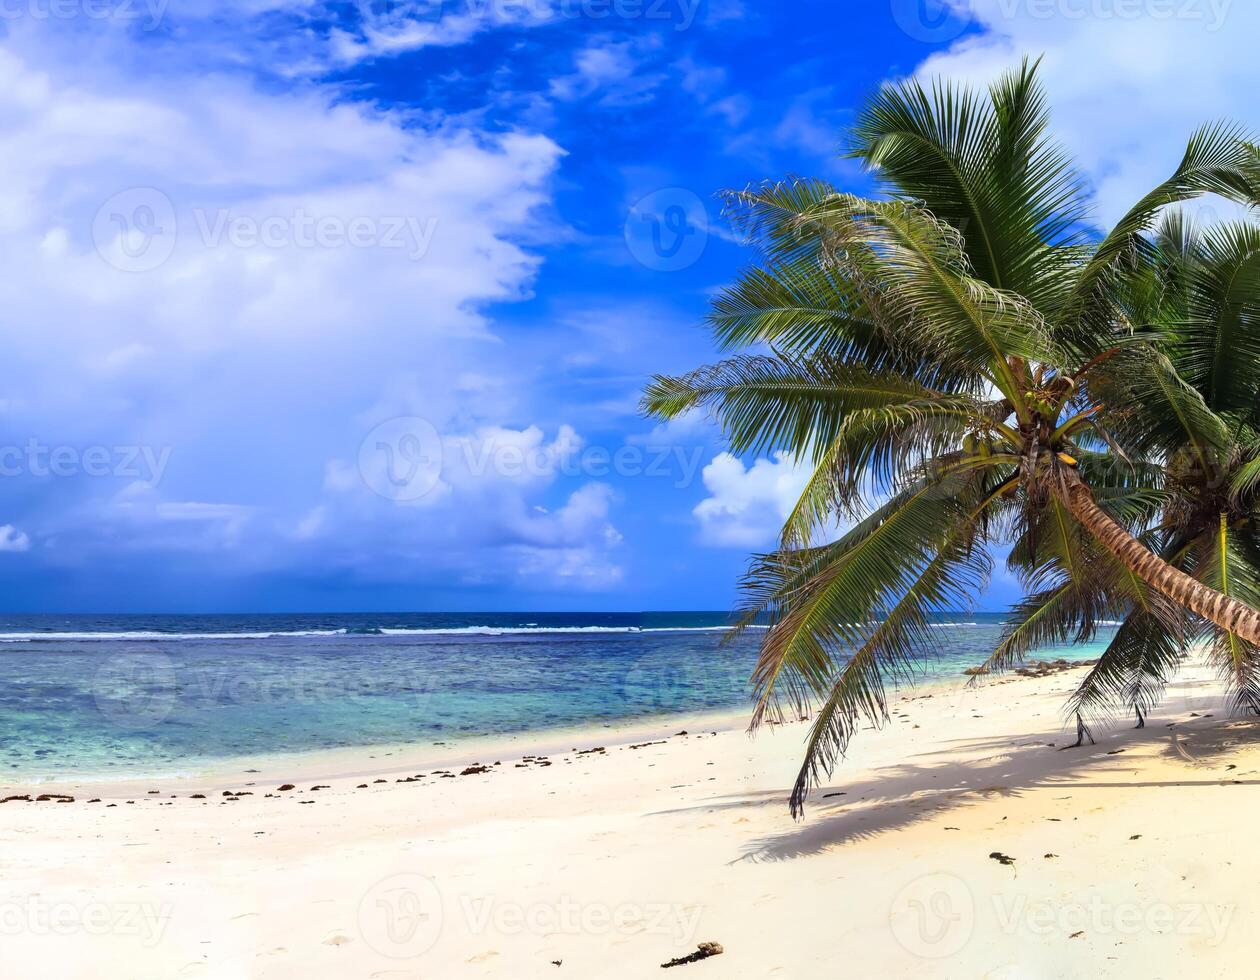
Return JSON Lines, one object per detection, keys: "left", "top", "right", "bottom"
{"left": 2, "top": 656, "right": 1257, "bottom": 978}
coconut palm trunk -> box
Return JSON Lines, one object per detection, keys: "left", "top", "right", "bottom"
{"left": 1055, "top": 465, "right": 1260, "bottom": 643}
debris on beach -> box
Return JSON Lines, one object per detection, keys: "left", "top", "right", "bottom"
{"left": 989, "top": 851, "right": 1016, "bottom": 866}
{"left": 1010, "top": 659, "right": 1098, "bottom": 679}
{"left": 661, "top": 942, "right": 724, "bottom": 968}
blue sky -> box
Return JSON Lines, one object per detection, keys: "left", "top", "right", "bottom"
{"left": 0, "top": 0, "right": 1250, "bottom": 612}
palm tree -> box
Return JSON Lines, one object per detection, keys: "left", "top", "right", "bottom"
{"left": 642, "top": 59, "right": 1260, "bottom": 815}
{"left": 1066, "top": 213, "right": 1260, "bottom": 730}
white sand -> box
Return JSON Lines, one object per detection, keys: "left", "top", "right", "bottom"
{"left": 2, "top": 657, "right": 1256, "bottom": 978}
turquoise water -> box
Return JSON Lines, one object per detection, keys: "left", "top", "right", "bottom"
{"left": 0, "top": 612, "right": 1117, "bottom": 780}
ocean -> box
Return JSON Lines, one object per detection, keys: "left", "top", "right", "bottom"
{"left": 0, "top": 612, "right": 1117, "bottom": 780}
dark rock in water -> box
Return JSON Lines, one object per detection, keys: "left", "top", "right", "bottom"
{"left": 963, "top": 666, "right": 989, "bottom": 676}
{"left": 1, "top": 795, "right": 31, "bottom": 803}
{"left": 356, "top": 784, "right": 368, "bottom": 789}
{"left": 36, "top": 794, "right": 74, "bottom": 803}
{"left": 661, "top": 942, "right": 724, "bottom": 968}
{"left": 277, "top": 784, "right": 295, "bottom": 791}
{"left": 190, "top": 794, "right": 206, "bottom": 800}
{"left": 373, "top": 779, "right": 387, "bottom": 784}
{"left": 310, "top": 785, "right": 330, "bottom": 791}
{"left": 460, "top": 765, "right": 491, "bottom": 776}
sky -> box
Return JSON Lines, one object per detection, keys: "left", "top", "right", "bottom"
{"left": 0, "top": 0, "right": 1252, "bottom": 612}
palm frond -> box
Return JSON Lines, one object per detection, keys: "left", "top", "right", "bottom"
{"left": 850, "top": 57, "right": 1088, "bottom": 313}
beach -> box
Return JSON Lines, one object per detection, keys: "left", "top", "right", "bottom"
{"left": 1, "top": 654, "right": 1254, "bottom": 978}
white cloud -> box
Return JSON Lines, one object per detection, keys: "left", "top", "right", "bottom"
{"left": 549, "top": 37, "right": 666, "bottom": 106}
{"left": 318, "top": 420, "right": 624, "bottom": 589}
{"left": 0, "top": 14, "right": 644, "bottom": 594}
{"left": 693, "top": 451, "right": 811, "bottom": 548}
{"left": 327, "top": 0, "right": 556, "bottom": 66}
{"left": 911, "top": 0, "right": 1257, "bottom": 228}
{"left": 0, "top": 525, "right": 30, "bottom": 553}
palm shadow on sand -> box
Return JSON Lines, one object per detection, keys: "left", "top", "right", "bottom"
{"left": 651, "top": 677, "right": 1260, "bottom": 864}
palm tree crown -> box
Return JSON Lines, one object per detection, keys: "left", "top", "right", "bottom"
{"left": 643, "top": 58, "right": 1260, "bottom": 816}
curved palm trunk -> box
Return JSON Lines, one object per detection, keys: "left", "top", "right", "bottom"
{"left": 1056, "top": 466, "right": 1260, "bottom": 644}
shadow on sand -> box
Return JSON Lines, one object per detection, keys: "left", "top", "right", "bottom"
{"left": 652, "top": 674, "right": 1260, "bottom": 864}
